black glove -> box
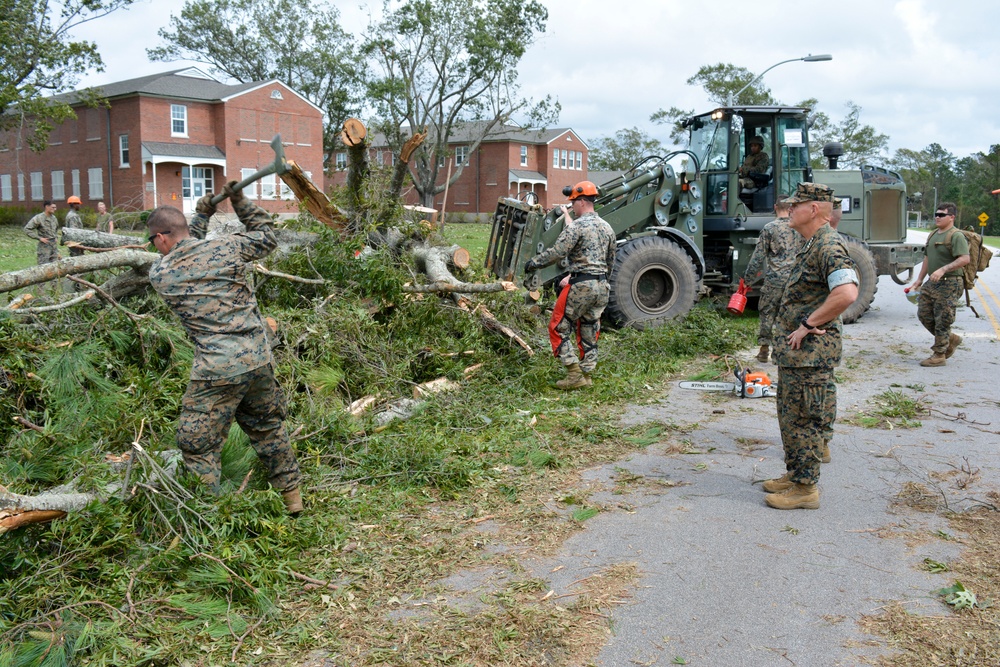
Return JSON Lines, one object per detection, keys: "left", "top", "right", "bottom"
{"left": 223, "top": 179, "right": 249, "bottom": 207}
{"left": 195, "top": 195, "right": 216, "bottom": 217}
{"left": 524, "top": 259, "right": 538, "bottom": 273}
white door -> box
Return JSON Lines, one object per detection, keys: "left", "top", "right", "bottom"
{"left": 181, "top": 167, "right": 215, "bottom": 214}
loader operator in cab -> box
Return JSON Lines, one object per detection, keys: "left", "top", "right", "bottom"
{"left": 738, "top": 136, "right": 770, "bottom": 190}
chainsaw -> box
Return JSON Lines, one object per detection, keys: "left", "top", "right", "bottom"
{"left": 678, "top": 363, "right": 776, "bottom": 398}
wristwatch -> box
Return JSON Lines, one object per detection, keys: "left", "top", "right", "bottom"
{"left": 800, "top": 317, "right": 819, "bottom": 331}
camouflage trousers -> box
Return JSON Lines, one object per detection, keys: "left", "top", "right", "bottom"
{"left": 177, "top": 364, "right": 301, "bottom": 493}
{"left": 548, "top": 279, "right": 609, "bottom": 373}
{"left": 917, "top": 278, "right": 964, "bottom": 355}
{"left": 36, "top": 240, "right": 59, "bottom": 265}
{"left": 756, "top": 276, "right": 786, "bottom": 346}
{"left": 777, "top": 366, "right": 837, "bottom": 485}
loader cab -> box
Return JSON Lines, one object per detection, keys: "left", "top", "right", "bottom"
{"left": 688, "top": 106, "right": 812, "bottom": 218}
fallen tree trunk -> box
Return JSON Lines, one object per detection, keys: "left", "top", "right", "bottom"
{"left": 0, "top": 249, "right": 158, "bottom": 295}
{"left": 61, "top": 227, "right": 144, "bottom": 249}
{"left": 279, "top": 161, "right": 350, "bottom": 235}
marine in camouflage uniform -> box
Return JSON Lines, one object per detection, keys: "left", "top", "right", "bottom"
{"left": 147, "top": 182, "right": 303, "bottom": 511}
{"left": 525, "top": 183, "right": 616, "bottom": 389}
{"left": 65, "top": 200, "right": 84, "bottom": 257}
{"left": 765, "top": 183, "right": 859, "bottom": 510}
{"left": 738, "top": 136, "right": 770, "bottom": 189}
{"left": 907, "top": 202, "right": 969, "bottom": 367}
{"left": 96, "top": 202, "right": 115, "bottom": 233}
{"left": 23, "top": 201, "right": 60, "bottom": 265}
{"left": 744, "top": 200, "right": 801, "bottom": 360}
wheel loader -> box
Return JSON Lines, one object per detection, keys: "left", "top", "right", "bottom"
{"left": 485, "top": 104, "right": 923, "bottom": 327}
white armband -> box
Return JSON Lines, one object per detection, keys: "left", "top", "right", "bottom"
{"left": 828, "top": 268, "right": 859, "bottom": 290}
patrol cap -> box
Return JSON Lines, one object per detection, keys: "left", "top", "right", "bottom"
{"left": 782, "top": 182, "right": 837, "bottom": 204}
{"left": 749, "top": 136, "right": 765, "bottom": 147}
{"left": 832, "top": 196, "right": 843, "bottom": 208}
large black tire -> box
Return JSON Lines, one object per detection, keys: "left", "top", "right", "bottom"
{"left": 840, "top": 235, "right": 878, "bottom": 324}
{"left": 606, "top": 236, "right": 699, "bottom": 329}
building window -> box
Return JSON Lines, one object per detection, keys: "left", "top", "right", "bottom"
{"left": 241, "top": 168, "right": 258, "bottom": 197}
{"left": 270, "top": 89, "right": 283, "bottom": 100}
{"left": 261, "top": 174, "right": 276, "bottom": 199}
{"left": 171, "top": 105, "right": 188, "bottom": 136}
{"left": 30, "top": 172, "right": 43, "bottom": 200}
{"left": 575, "top": 151, "right": 582, "bottom": 170}
{"left": 119, "top": 135, "right": 130, "bottom": 167}
{"left": 17, "top": 173, "right": 25, "bottom": 200}
{"left": 88, "top": 168, "right": 103, "bottom": 198}
{"left": 560, "top": 150, "right": 567, "bottom": 169}
{"left": 335, "top": 152, "right": 347, "bottom": 171}
{"left": 279, "top": 174, "right": 293, "bottom": 198}
{"left": 71, "top": 170, "right": 80, "bottom": 197}
{"left": 51, "top": 171, "right": 65, "bottom": 200}
{"left": 520, "top": 145, "right": 528, "bottom": 166}
{"left": 455, "top": 145, "right": 469, "bottom": 166}
{"left": 181, "top": 167, "right": 215, "bottom": 199}
{"left": 553, "top": 151, "right": 559, "bottom": 169}
{"left": 0, "top": 175, "right": 11, "bottom": 201}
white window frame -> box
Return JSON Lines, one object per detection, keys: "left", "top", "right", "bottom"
{"left": 88, "top": 167, "right": 104, "bottom": 199}
{"left": 17, "top": 173, "right": 25, "bottom": 200}
{"left": 553, "top": 150, "right": 559, "bottom": 169}
{"left": 455, "top": 145, "right": 469, "bottom": 166}
{"left": 576, "top": 151, "right": 583, "bottom": 170}
{"left": 335, "top": 153, "right": 347, "bottom": 171}
{"left": 520, "top": 145, "right": 528, "bottom": 166}
{"left": 261, "top": 174, "right": 277, "bottom": 199}
{"left": 119, "top": 134, "right": 130, "bottom": 167}
{"left": 51, "top": 171, "right": 65, "bottom": 200}
{"left": 30, "top": 172, "right": 43, "bottom": 200}
{"left": 0, "top": 174, "right": 11, "bottom": 201}
{"left": 171, "top": 104, "right": 188, "bottom": 137}
{"left": 71, "top": 170, "right": 81, "bottom": 197}
{"left": 560, "top": 150, "right": 567, "bottom": 169}
{"left": 241, "top": 168, "right": 258, "bottom": 197}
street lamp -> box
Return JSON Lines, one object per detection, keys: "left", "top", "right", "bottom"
{"left": 727, "top": 54, "right": 833, "bottom": 106}
{"left": 932, "top": 186, "right": 937, "bottom": 214}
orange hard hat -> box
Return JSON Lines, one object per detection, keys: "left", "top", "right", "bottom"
{"left": 563, "top": 181, "right": 599, "bottom": 200}
{"left": 67, "top": 195, "right": 82, "bottom": 205}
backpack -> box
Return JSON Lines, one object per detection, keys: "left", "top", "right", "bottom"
{"left": 942, "top": 227, "right": 994, "bottom": 317}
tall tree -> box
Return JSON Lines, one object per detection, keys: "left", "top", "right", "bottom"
{"left": 956, "top": 144, "right": 1000, "bottom": 233}
{"left": 890, "top": 143, "right": 958, "bottom": 221}
{"left": 809, "top": 101, "right": 889, "bottom": 169}
{"left": 362, "top": 0, "right": 555, "bottom": 207}
{"left": 149, "top": 0, "right": 361, "bottom": 169}
{"left": 589, "top": 127, "right": 667, "bottom": 171}
{"left": 0, "top": 0, "right": 136, "bottom": 151}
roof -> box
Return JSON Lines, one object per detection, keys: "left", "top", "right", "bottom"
{"left": 142, "top": 142, "right": 226, "bottom": 160}
{"left": 370, "top": 121, "right": 580, "bottom": 148}
{"left": 52, "top": 68, "right": 269, "bottom": 105}
{"left": 509, "top": 169, "right": 546, "bottom": 182}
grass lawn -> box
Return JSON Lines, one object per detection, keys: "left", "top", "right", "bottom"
{"left": 440, "top": 220, "right": 492, "bottom": 263}
{"left": 0, "top": 226, "right": 40, "bottom": 273}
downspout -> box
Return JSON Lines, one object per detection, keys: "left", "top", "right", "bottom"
{"left": 476, "top": 146, "right": 481, "bottom": 217}
{"left": 106, "top": 107, "right": 114, "bottom": 204}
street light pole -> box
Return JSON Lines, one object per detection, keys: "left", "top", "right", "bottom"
{"left": 727, "top": 54, "right": 833, "bottom": 106}
{"left": 932, "top": 186, "right": 937, "bottom": 214}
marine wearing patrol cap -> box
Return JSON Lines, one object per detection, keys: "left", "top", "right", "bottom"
{"left": 782, "top": 182, "right": 837, "bottom": 204}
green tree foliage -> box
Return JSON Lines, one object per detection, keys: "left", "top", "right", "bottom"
{"left": 809, "top": 101, "right": 889, "bottom": 169}
{"left": 362, "top": 0, "right": 556, "bottom": 207}
{"left": 588, "top": 127, "right": 667, "bottom": 171}
{"left": 0, "top": 0, "right": 136, "bottom": 151}
{"left": 955, "top": 144, "right": 1000, "bottom": 233}
{"left": 890, "top": 143, "right": 959, "bottom": 221}
{"left": 148, "top": 0, "right": 361, "bottom": 169}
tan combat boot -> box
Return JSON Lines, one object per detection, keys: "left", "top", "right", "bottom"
{"left": 821, "top": 443, "right": 831, "bottom": 463}
{"left": 945, "top": 334, "right": 962, "bottom": 359}
{"left": 756, "top": 344, "right": 770, "bottom": 363}
{"left": 919, "top": 353, "right": 946, "bottom": 367}
{"left": 762, "top": 472, "right": 793, "bottom": 493}
{"left": 282, "top": 488, "right": 304, "bottom": 514}
{"left": 556, "top": 363, "right": 589, "bottom": 390}
{"left": 765, "top": 483, "right": 820, "bottom": 510}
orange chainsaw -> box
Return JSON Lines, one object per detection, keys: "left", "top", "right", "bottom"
{"left": 678, "top": 363, "right": 775, "bottom": 398}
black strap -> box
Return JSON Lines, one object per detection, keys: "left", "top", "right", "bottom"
{"left": 569, "top": 273, "right": 607, "bottom": 285}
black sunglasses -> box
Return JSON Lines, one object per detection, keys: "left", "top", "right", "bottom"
{"left": 934, "top": 212, "right": 951, "bottom": 218}
{"left": 148, "top": 231, "right": 170, "bottom": 243}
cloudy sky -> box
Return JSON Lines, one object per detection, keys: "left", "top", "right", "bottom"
{"left": 72, "top": 0, "right": 999, "bottom": 161}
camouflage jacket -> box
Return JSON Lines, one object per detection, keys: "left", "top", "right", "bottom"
{"left": 772, "top": 224, "right": 856, "bottom": 368}
{"left": 149, "top": 199, "right": 277, "bottom": 380}
{"left": 744, "top": 217, "right": 802, "bottom": 287}
{"left": 97, "top": 213, "right": 114, "bottom": 232}
{"left": 531, "top": 211, "right": 616, "bottom": 277}
{"left": 65, "top": 210, "right": 83, "bottom": 229}
{"left": 739, "top": 150, "right": 770, "bottom": 176}
{"left": 23, "top": 213, "right": 59, "bottom": 241}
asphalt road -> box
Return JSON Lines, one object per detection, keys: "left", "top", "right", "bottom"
{"left": 528, "top": 231, "right": 1000, "bottom": 666}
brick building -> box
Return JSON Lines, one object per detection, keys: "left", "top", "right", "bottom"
{"left": 331, "top": 122, "right": 590, "bottom": 217}
{"left": 0, "top": 68, "right": 324, "bottom": 217}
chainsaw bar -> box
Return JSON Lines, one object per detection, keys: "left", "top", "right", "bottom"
{"left": 678, "top": 381, "right": 737, "bottom": 392}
